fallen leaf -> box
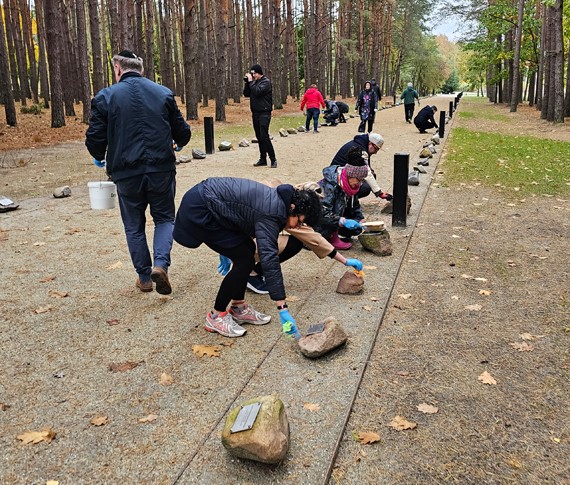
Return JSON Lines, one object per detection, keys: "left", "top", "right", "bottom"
{"left": 33, "top": 241, "right": 46, "bottom": 246}
{"left": 478, "top": 371, "right": 497, "bottom": 385}
{"left": 474, "top": 277, "right": 488, "bottom": 282}
{"left": 17, "top": 428, "right": 56, "bottom": 444}
{"left": 370, "top": 297, "right": 379, "bottom": 301}
{"left": 139, "top": 414, "right": 158, "bottom": 423}
{"left": 363, "top": 265, "right": 377, "bottom": 270}
{"left": 451, "top": 295, "right": 459, "bottom": 300}
{"left": 90, "top": 416, "right": 109, "bottom": 426}
{"left": 551, "top": 437, "right": 561, "bottom": 444}
{"left": 519, "top": 333, "right": 544, "bottom": 340}
{"left": 65, "top": 227, "right": 83, "bottom": 235}
{"left": 106, "top": 261, "right": 123, "bottom": 270}
{"left": 33, "top": 306, "right": 52, "bottom": 314}
{"left": 461, "top": 274, "right": 473, "bottom": 279}
{"left": 48, "top": 290, "right": 69, "bottom": 298}
{"left": 479, "top": 289, "right": 492, "bottom": 296}
{"left": 286, "top": 295, "right": 300, "bottom": 302}
{"left": 363, "top": 305, "right": 372, "bottom": 311}
{"left": 158, "top": 295, "right": 173, "bottom": 302}
{"left": 398, "top": 293, "right": 412, "bottom": 299}
{"left": 303, "top": 402, "right": 320, "bottom": 412}
{"left": 159, "top": 372, "right": 174, "bottom": 386}
{"left": 507, "top": 459, "right": 522, "bottom": 469}
{"left": 358, "top": 431, "right": 381, "bottom": 444}
{"left": 108, "top": 361, "right": 139, "bottom": 372}
{"left": 353, "top": 269, "right": 366, "bottom": 278}
{"left": 39, "top": 276, "right": 56, "bottom": 283}
{"left": 417, "top": 403, "right": 439, "bottom": 414}
{"left": 0, "top": 402, "right": 11, "bottom": 411}
{"left": 451, "top": 234, "right": 461, "bottom": 238}
{"left": 389, "top": 416, "right": 417, "bottom": 431}
{"left": 106, "top": 319, "right": 120, "bottom": 326}
{"left": 465, "top": 304, "right": 482, "bottom": 311}
{"left": 219, "top": 341, "right": 234, "bottom": 347}
{"left": 46, "top": 481, "right": 59, "bottom": 485}
{"left": 192, "top": 344, "right": 221, "bottom": 358}
{"left": 510, "top": 342, "right": 534, "bottom": 352}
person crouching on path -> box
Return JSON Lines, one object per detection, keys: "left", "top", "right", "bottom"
{"left": 414, "top": 105, "right": 439, "bottom": 133}
{"left": 173, "top": 177, "right": 322, "bottom": 338}
{"left": 85, "top": 50, "right": 191, "bottom": 295}
{"left": 318, "top": 147, "right": 370, "bottom": 251}
{"left": 300, "top": 83, "right": 325, "bottom": 133}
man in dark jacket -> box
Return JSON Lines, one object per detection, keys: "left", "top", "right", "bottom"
{"left": 173, "top": 177, "right": 322, "bottom": 338}
{"left": 86, "top": 50, "right": 191, "bottom": 295}
{"left": 370, "top": 79, "right": 382, "bottom": 103}
{"left": 323, "top": 99, "right": 340, "bottom": 126}
{"left": 244, "top": 64, "right": 277, "bottom": 168}
{"left": 414, "top": 105, "right": 439, "bottom": 133}
{"left": 335, "top": 101, "right": 349, "bottom": 123}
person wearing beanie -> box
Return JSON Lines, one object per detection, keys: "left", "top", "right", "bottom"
{"left": 400, "top": 82, "right": 420, "bottom": 123}
{"left": 370, "top": 78, "right": 382, "bottom": 103}
{"left": 243, "top": 64, "right": 277, "bottom": 168}
{"left": 330, "top": 132, "right": 392, "bottom": 202}
{"left": 86, "top": 50, "right": 191, "bottom": 295}
{"left": 355, "top": 81, "right": 379, "bottom": 133}
{"left": 318, "top": 147, "right": 371, "bottom": 250}
{"left": 300, "top": 83, "right": 326, "bottom": 133}
{"left": 414, "top": 104, "right": 439, "bottom": 133}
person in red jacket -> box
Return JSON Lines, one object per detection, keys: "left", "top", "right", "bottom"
{"left": 300, "top": 84, "right": 326, "bottom": 133}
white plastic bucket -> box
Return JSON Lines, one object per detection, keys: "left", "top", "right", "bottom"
{"left": 87, "top": 181, "right": 117, "bottom": 209}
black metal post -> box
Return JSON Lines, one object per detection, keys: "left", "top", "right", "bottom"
{"left": 204, "top": 117, "right": 215, "bottom": 154}
{"left": 392, "top": 153, "right": 409, "bottom": 227}
{"left": 439, "top": 111, "right": 446, "bottom": 139}
{"left": 454, "top": 96, "right": 458, "bottom": 109}
{"left": 449, "top": 101, "right": 454, "bottom": 119}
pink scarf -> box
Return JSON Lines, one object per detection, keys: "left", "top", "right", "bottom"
{"left": 339, "top": 167, "right": 360, "bottom": 196}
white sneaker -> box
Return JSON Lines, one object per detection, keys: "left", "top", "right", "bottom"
{"left": 229, "top": 303, "right": 272, "bottom": 325}
{"left": 205, "top": 312, "right": 246, "bottom": 337}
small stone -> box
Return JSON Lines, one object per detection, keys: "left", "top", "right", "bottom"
{"left": 381, "top": 195, "right": 412, "bottom": 215}
{"left": 297, "top": 126, "right": 306, "bottom": 132}
{"left": 428, "top": 145, "right": 437, "bottom": 154}
{"left": 53, "top": 186, "right": 71, "bottom": 198}
{"left": 298, "top": 317, "right": 348, "bottom": 358}
{"left": 222, "top": 394, "right": 289, "bottom": 464}
{"left": 358, "top": 228, "right": 393, "bottom": 256}
{"left": 417, "top": 158, "right": 430, "bottom": 166}
{"left": 408, "top": 171, "right": 420, "bottom": 186}
{"left": 336, "top": 271, "right": 364, "bottom": 295}
{"left": 251, "top": 138, "right": 259, "bottom": 143}
{"left": 286, "top": 128, "right": 298, "bottom": 134}
{"left": 431, "top": 133, "right": 440, "bottom": 145}
{"left": 349, "top": 114, "right": 355, "bottom": 118}
{"left": 414, "top": 165, "right": 427, "bottom": 174}
{"left": 238, "top": 138, "right": 250, "bottom": 147}
{"left": 177, "top": 155, "right": 191, "bottom": 163}
{"left": 218, "top": 141, "right": 233, "bottom": 151}
{"left": 192, "top": 148, "right": 207, "bottom": 159}
{"left": 278, "top": 128, "right": 289, "bottom": 137}
{"left": 419, "top": 148, "right": 433, "bottom": 159}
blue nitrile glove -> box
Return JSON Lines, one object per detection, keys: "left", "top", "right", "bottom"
{"left": 342, "top": 219, "right": 362, "bottom": 230}
{"left": 279, "top": 309, "right": 301, "bottom": 340}
{"left": 173, "top": 140, "right": 182, "bottom": 152}
{"left": 93, "top": 158, "right": 106, "bottom": 168}
{"left": 217, "top": 255, "right": 231, "bottom": 276}
{"left": 345, "top": 258, "right": 363, "bottom": 271}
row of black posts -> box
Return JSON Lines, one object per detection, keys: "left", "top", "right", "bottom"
{"left": 392, "top": 92, "right": 462, "bottom": 227}
{"left": 202, "top": 93, "right": 465, "bottom": 228}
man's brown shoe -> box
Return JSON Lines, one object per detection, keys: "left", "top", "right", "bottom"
{"left": 136, "top": 278, "right": 153, "bottom": 293}
{"left": 151, "top": 266, "right": 172, "bottom": 295}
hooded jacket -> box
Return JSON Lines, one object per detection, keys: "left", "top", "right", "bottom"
{"left": 300, "top": 87, "right": 325, "bottom": 110}
{"left": 243, "top": 76, "right": 273, "bottom": 113}
{"left": 400, "top": 86, "right": 419, "bottom": 105}
{"left": 85, "top": 71, "right": 191, "bottom": 182}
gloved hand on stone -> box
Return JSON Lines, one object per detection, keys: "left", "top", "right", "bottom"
{"left": 345, "top": 258, "right": 363, "bottom": 271}
{"left": 342, "top": 219, "right": 362, "bottom": 230}
{"left": 279, "top": 309, "right": 301, "bottom": 340}
{"left": 217, "top": 255, "right": 232, "bottom": 276}
{"left": 93, "top": 158, "right": 106, "bottom": 168}
{"left": 378, "top": 192, "right": 393, "bottom": 201}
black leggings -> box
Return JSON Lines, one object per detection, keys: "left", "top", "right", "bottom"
{"left": 252, "top": 236, "right": 303, "bottom": 276}
{"left": 206, "top": 239, "right": 256, "bottom": 312}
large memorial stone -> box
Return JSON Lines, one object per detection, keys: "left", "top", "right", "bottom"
{"left": 298, "top": 317, "right": 348, "bottom": 358}
{"left": 358, "top": 228, "right": 392, "bottom": 256}
{"left": 297, "top": 126, "right": 306, "bottom": 132}
{"left": 53, "top": 186, "right": 71, "bottom": 198}
{"left": 218, "top": 141, "right": 233, "bottom": 151}
{"left": 192, "top": 148, "right": 207, "bottom": 159}
{"left": 419, "top": 148, "right": 433, "bottom": 159}
{"left": 286, "top": 128, "right": 298, "bottom": 134}
{"left": 336, "top": 271, "right": 364, "bottom": 294}
{"left": 221, "top": 394, "right": 290, "bottom": 464}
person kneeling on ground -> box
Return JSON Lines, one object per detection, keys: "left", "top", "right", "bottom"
{"left": 173, "top": 177, "right": 323, "bottom": 338}
{"left": 323, "top": 99, "right": 340, "bottom": 126}
{"left": 335, "top": 101, "right": 349, "bottom": 123}
{"left": 414, "top": 105, "right": 438, "bottom": 133}
{"left": 319, "top": 147, "right": 371, "bottom": 250}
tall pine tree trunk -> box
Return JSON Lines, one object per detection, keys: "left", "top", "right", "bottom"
{"left": 183, "top": 0, "right": 198, "bottom": 119}
{"left": 45, "top": 0, "right": 65, "bottom": 127}
{"left": 510, "top": 0, "right": 525, "bottom": 112}
{"left": 0, "top": 4, "right": 17, "bottom": 125}
{"left": 35, "top": 0, "right": 51, "bottom": 107}
{"left": 215, "top": 0, "right": 228, "bottom": 121}
{"left": 89, "top": 0, "right": 105, "bottom": 94}
{"left": 75, "top": 0, "right": 92, "bottom": 123}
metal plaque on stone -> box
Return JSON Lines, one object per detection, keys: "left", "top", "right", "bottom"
{"left": 305, "top": 323, "right": 325, "bottom": 336}
{"left": 230, "top": 401, "right": 262, "bottom": 433}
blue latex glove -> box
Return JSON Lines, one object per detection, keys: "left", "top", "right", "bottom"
{"left": 279, "top": 309, "right": 301, "bottom": 340}
{"left": 93, "top": 158, "right": 106, "bottom": 168}
{"left": 343, "top": 219, "right": 362, "bottom": 230}
{"left": 217, "top": 255, "right": 231, "bottom": 276}
{"left": 173, "top": 140, "right": 182, "bottom": 152}
{"left": 345, "top": 258, "right": 363, "bottom": 271}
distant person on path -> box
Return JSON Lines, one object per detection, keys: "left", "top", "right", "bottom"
{"left": 244, "top": 64, "right": 277, "bottom": 168}
{"left": 323, "top": 99, "right": 340, "bottom": 126}
{"left": 370, "top": 79, "right": 382, "bottom": 104}
{"left": 300, "top": 83, "right": 325, "bottom": 133}
{"left": 335, "top": 101, "right": 349, "bottom": 123}
{"left": 85, "top": 50, "right": 191, "bottom": 295}
{"left": 414, "top": 105, "right": 439, "bottom": 133}
{"left": 355, "top": 81, "right": 378, "bottom": 133}
{"left": 173, "top": 177, "right": 322, "bottom": 338}
{"left": 400, "top": 82, "right": 419, "bottom": 124}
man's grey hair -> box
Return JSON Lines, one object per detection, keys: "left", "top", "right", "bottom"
{"left": 112, "top": 54, "right": 143, "bottom": 73}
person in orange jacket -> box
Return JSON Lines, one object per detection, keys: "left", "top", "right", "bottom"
{"left": 300, "top": 83, "right": 326, "bottom": 133}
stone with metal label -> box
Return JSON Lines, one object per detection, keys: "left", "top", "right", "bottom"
{"left": 298, "top": 317, "right": 348, "bottom": 358}
{"left": 53, "top": 186, "right": 71, "bottom": 198}
{"left": 336, "top": 270, "right": 364, "bottom": 294}
{"left": 222, "top": 394, "right": 290, "bottom": 464}
{"left": 359, "top": 228, "right": 393, "bottom": 256}
{"left": 238, "top": 138, "right": 250, "bottom": 147}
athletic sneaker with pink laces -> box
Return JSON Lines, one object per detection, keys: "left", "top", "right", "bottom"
{"left": 205, "top": 311, "right": 246, "bottom": 337}
{"left": 229, "top": 303, "right": 272, "bottom": 325}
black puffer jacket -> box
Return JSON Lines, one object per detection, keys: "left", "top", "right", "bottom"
{"left": 330, "top": 134, "right": 370, "bottom": 167}
{"left": 318, "top": 166, "right": 364, "bottom": 238}
{"left": 85, "top": 72, "right": 191, "bottom": 182}
{"left": 243, "top": 76, "right": 273, "bottom": 113}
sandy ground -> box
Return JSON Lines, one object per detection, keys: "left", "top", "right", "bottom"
{"left": 1, "top": 96, "right": 568, "bottom": 484}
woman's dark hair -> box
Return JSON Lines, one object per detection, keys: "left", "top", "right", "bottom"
{"left": 290, "top": 189, "right": 322, "bottom": 227}
{"left": 346, "top": 146, "right": 366, "bottom": 166}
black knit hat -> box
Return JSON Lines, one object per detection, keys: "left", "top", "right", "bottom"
{"left": 118, "top": 50, "right": 138, "bottom": 59}
{"left": 250, "top": 64, "right": 263, "bottom": 75}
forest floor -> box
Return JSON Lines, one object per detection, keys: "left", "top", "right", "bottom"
{"left": 0, "top": 95, "right": 569, "bottom": 484}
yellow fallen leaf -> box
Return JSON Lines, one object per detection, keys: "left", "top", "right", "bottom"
{"left": 192, "top": 344, "right": 221, "bottom": 357}
{"left": 510, "top": 342, "right": 534, "bottom": 352}
{"left": 479, "top": 289, "right": 492, "bottom": 296}
{"left": 370, "top": 297, "right": 379, "bottom": 301}
{"left": 90, "top": 416, "right": 109, "bottom": 426}
{"left": 465, "top": 304, "right": 482, "bottom": 311}
{"left": 46, "top": 481, "right": 59, "bottom": 485}
{"left": 389, "top": 416, "right": 417, "bottom": 431}
{"left": 461, "top": 274, "right": 473, "bottom": 279}
{"left": 507, "top": 459, "right": 522, "bottom": 469}
{"left": 33, "top": 306, "right": 52, "bottom": 314}
{"left": 39, "top": 275, "right": 56, "bottom": 283}
{"left": 108, "top": 361, "right": 139, "bottom": 372}
{"left": 551, "top": 437, "right": 561, "bottom": 443}
{"left": 49, "top": 290, "right": 69, "bottom": 298}
{"left": 286, "top": 295, "right": 301, "bottom": 302}
{"left": 139, "top": 414, "right": 158, "bottom": 423}
{"left": 17, "top": 428, "right": 56, "bottom": 444}
{"left": 33, "top": 241, "right": 46, "bottom": 246}
{"left": 478, "top": 371, "right": 497, "bottom": 385}
{"left": 363, "top": 265, "right": 377, "bottom": 270}
{"left": 106, "top": 261, "right": 123, "bottom": 270}
{"left": 398, "top": 293, "right": 412, "bottom": 299}
{"left": 451, "top": 295, "right": 459, "bottom": 300}
{"left": 159, "top": 372, "right": 174, "bottom": 385}
{"left": 353, "top": 269, "right": 366, "bottom": 278}
{"left": 303, "top": 402, "right": 320, "bottom": 412}
{"left": 358, "top": 431, "right": 381, "bottom": 444}
{"left": 474, "top": 277, "right": 488, "bottom": 282}
{"left": 519, "top": 333, "right": 544, "bottom": 341}
{"left": 363, "top": 305, "right": 372, "bottom": 311}
{"left": 417, "top": 403, "right": 439, "bottom": 414}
